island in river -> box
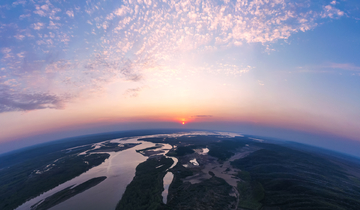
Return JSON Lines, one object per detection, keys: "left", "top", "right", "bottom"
{"left": 31, "top": 176, "right": 107, "bottom": 210}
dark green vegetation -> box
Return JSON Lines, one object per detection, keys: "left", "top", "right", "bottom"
{"left": 140, "top": 135, "right": 250, "bottom": 210}
{"left": 142, "top": 134, "right": 360, "bottom": 210}
{"left": 231, "top": 144, "right": 360, "bottom": 210}
{"left": 207, "top": 139, "right": 247, "bottom": 161}
{"left": 0, "top": 150, "right": 109, "bottom": 210}
{"left": 166, "top": 163, "right": 194, "bottom": 191}
{"left": 166, "top": 146, "right": 195, "bottom": 156}
{"left": 116, "top": 156, "right": 174, "bottom": 210}
{"left": 165, "top": 166, "right": 237, "bottom": 210}
{"left": 31, "top": 176, "right": 107, "bottom": 210}
{"left": 236, "top": 171, "right": 264, "bottom": 210}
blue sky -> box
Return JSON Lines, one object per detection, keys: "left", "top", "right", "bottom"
{"left": 1, "top": 0, "right": 360, "bottom": 156}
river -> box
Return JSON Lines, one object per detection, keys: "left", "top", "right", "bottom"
{"left": 16, "top": 131, "right": 238, "bottom": 210}
{"left": 16, "top": 136, "right": 176, "bottom": 210}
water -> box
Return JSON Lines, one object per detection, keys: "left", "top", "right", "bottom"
{"left": 161, "top": 172, "right": 174, "bottom": 204}
{"left": 161, "top": 148, "right": 178, "bottom": 204}
{"left": 16, "top": 137, "right": 156, "bottom": 210}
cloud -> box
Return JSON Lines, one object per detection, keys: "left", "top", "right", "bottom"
{"left": 0, "top": 0, "right": 351, "bottom": 113}
{"left": 32, "top": 22, "right": 44, "bottom": 30}
{"left": 14, "top": 34, "right": 26, "bottom": 40}
{"left": 0, "top": 85, "right": 66, "bottom": 113}
{"left": 191, "top": 115, "right": 213, "bottom": 118}
{"left": 124, "top": 87, "right": 142, "bottom": 97}
{"left": 66, "top": 10, "right": 74, "bottom": 18}
{"left": 47, "top": 21, "right": 61, "bottom": 30}
{"left": 295, "top": 63, "right": 360, "bottom": 74}
{"left": 12, "top": 0, "right": 26, "bottom": 6}
{"left": 327, "top": 63, "right": 360, "bottom": 71}
{"left": 321, "top": 5, "right": 344, "bottom": 18}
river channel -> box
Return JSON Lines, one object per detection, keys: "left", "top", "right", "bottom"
{"left": 16, "top": 135, "right": 177, "bottom": 210}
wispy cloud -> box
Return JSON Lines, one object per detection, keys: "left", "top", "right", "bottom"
{"left": 124, "top": 87, "right": 143, "bottom": 98}
{"left": 191, "top": 115, "right": 213, "bottom": 118}
{"left": 294, "top": 63, "right": 360, "bottom": 74}
{"left": 326, "top": 63, "right": 360, "bottom": 71}
{"left": 0, "top": 84, "right": 67, "bottom": 113}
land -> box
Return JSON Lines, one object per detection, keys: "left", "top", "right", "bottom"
{"left": 2, "top": 131, "right": 360, "bottom": 210}
{"left": 116, "top": 156, "right": 174, "bottom": 210}
{"left": 89, "top": 142, "right": 141, "bottom": 152}
{"left": 0, "top": 149, "right": 109, "bottom": 210}
{"left": 231, "top": 144, "right": 360, "bottom": 210}
{"left": 139, "top": 134, "right": 360, "bottom": 210}
{"left": 0, "top": 130, "right": 165, "bottom": 210}
{"left": 164, "top": 163, "right": 237, "bottom": 210}
{"left": 136, "top": 144, "right": 165, "bottom": 156}
{"left": 134, "top": 135, "right": 252, "bottom": 210}
{"left": 31, "top": 176, "right": 107, "bottom": 210}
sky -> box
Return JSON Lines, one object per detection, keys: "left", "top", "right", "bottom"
{"left": 1, "top": 0, "right": 360, "bottom": 156}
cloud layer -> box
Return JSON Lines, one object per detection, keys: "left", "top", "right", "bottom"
{"left": 0, "top": 0, "right": 346, "bottom": 112}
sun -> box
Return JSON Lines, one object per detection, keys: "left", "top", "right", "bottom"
{"left": 182, "top": 121, "right": 185, "bottom": 125}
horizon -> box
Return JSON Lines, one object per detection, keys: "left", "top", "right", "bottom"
{"left": 2, "top": 125, "right": 360, "bottom": 159}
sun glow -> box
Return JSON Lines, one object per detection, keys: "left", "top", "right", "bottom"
{"left": 182, "top": 121, "right": 185, "bottom": 125}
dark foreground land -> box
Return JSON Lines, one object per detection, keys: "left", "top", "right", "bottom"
{"left": 165, "top": 164, "right": 237, "bottom": 210}
{"left": 0, "top": 151, "right": 109, "bottom": 210}
{"left": 2, "top": 131, "right": 360, "bottom": 210}
{"left": 31, "top": 176, "right": 107, "bottom": 210}
{"left": 116, "top": 156, "right": 174, "bottom": 210}
{"left": 127, "top": 135, "right": 360, "bottom": 210}
{"left": 0, "top": 130, "right": 185, "bottom": 210}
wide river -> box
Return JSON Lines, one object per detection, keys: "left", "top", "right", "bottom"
{"left": 16, "top": 135, "right": 178, "bottom": 210}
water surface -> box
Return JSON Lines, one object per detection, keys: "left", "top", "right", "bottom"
{"left": 162, "top": 172, "right": 174, "bottom": 204}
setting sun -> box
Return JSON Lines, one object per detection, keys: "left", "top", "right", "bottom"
{"left": 182, "top": 122, "right": 185, "bottom": 125}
